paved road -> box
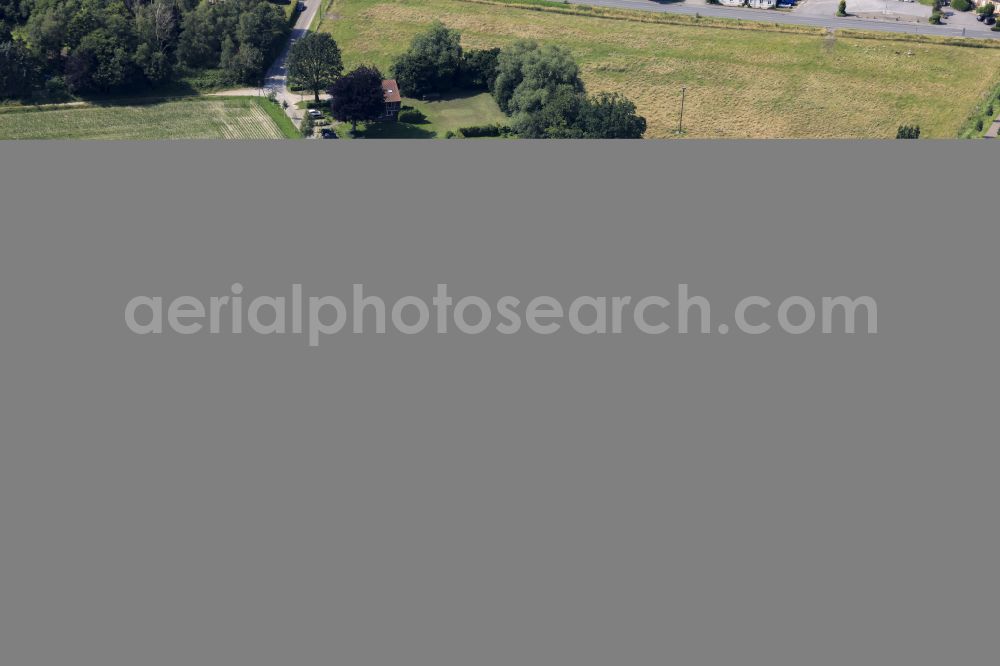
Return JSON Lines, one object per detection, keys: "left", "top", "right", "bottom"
{"left": 263, "top": 0, "right": 326, "bottom": 127}
{"left": 214, "top": 0, "right": 331, "bottom": 129}
{"left": 565, "top": 0, "right": 1000, "bottom": 39}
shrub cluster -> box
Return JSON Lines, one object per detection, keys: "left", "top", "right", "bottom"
{"left": 397, "top": 108, "right": 427, "bottom": 124}
{"left": 458, "top": 124, "right": 511, "bottom": 137}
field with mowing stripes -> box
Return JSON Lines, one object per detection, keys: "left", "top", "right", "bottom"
{"left": 0, "top": 97, "right": 295, "bottom": 140}
{"left": 318, "top": 0, "right": 1000, "bottom": 138}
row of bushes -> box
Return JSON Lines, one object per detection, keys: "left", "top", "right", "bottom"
{"left": 457, "top": 123, "right": 513, "bottom": 137}
{"left": 958, "top": 84, "right": 1000, "bottom": 137}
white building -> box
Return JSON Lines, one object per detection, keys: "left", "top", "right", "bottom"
{"left": 719, "top": 0, "right": 778, "bottom": 7}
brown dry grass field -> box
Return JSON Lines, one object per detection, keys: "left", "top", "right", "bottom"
{"left": 318, "top": 0, "right": 1000, "bottom": 138}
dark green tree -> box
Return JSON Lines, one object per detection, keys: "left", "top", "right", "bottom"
{"left": 458, "top": 47, "right": 500, "bottom": 91}
{"left": 288, "top": 32, "right": 343, "bottom": 102}
{"left": 236, "top": 2, "right": 286, "bottom": 55}
{"left": 176, "top": 3, "right": 235, "bottom": 69}
{"left": 225, "top": 43, "right": 265, "bottom": 84}
{"left": 0, "top": 38, "right": 39, "bottom": 99}
{"left": 134, "top": 0, "right": 179, "bottom": 84}
{"left": 493, "top": 40, "right": 584, "bottom": 115}
{"left": 836, "top": 0, "right": 847, "bottom": 16}
{"left": 0, "top": 0, "right": 30, "bottom": 25}
{"left": 512, "top": 84, "right": 585, "bottom": 138}
{"left": 580, "top": 92, "right": 646, "bottom": 139}
{"left": 329, "top": 64, "right": 384, "bottom": 132}
{"left": 493, "top": 39, "right": 536, "bottom": 113}
{"left": 391, "top": 21, "right": 462, "bottom": 97}
{"left": 64, "top": 28, "right": 136, "bottom": 94}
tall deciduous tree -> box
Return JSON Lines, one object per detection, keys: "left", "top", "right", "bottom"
{"left": 288, "top": 32, "right": 343, "bottom": 102}
{"left": 493, "top": 40, "right": 584, "bottom": 115}
{"left": 512, "top": 84, "right": 585, "bottom": 138}
{"left": 581, "top": 92, "right": 646, "bottom": 139}
{"left": 329, "top": 65, "right": 384, "bottom": 132}
{"left": 458, "top": 47, "right": 500, "bottom": 91}
{"left": 0, "top": 39, "right": 38, "bottom": 100}
{"left": 391, "top": 21, "right": 462, "bottom": 98}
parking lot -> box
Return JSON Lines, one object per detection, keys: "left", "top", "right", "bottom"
{"left": 795, "top": 0, "right": 929, "bottom": 19}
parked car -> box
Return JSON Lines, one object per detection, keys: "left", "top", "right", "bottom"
{"left": 986, "top": 15, "right": 997, "bottom": 24}
{"left": 308, "top": 109, "right": 323, "bottom": 119}
{"left": 321, "top": 128, "right": 337, "bottom": 139}
{"left": 977, "top": 12, "right": 985, "bottom": 20}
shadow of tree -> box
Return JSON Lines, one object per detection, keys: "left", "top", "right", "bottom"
{"left": 77, "top": 80, "right": 204, "bottom": 107}
{"left": 420, "top": 87, "right": 489, "bottom": 102}
{"left": 357, "top": 122, "right": 437, "bottom": 138}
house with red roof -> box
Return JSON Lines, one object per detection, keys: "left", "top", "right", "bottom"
{"left": 381, "top": 79, "right": 402, "bottom": 121}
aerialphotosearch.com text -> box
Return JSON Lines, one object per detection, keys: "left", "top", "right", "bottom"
{"left": 125, "top": 284, "right": 878, "bottom": 347}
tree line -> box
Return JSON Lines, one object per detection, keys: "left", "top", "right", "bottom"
{"left": 1, "top": 0, "right": 291, "bottom": 100}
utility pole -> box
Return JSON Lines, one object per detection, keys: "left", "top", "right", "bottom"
{"left": 678, "top": 86, "right": 687, "bottom": 135}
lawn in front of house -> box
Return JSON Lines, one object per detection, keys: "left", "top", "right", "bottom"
{"left": 407, "top": 91, "right": 509, "bottom": 132}
{"left": 311, "top": 91, "right": 508, "bottom": 138}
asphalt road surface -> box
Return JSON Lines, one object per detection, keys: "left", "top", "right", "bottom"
{"left": 565, "top": 0, "right": 1000, "bottom": 39}
{"left": 264, "top": 0, "right": 327, "bottom": 127}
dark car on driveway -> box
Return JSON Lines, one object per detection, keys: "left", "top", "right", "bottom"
{"left": 320, "top": 128, "right": 337, "bottom": 139}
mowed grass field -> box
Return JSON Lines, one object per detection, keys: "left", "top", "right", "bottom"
{"left": 318, "top": 0, "right": 1000, "bottom": 138}
{"left": 0, "top": 97, "right": 295, "bottom": 140}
